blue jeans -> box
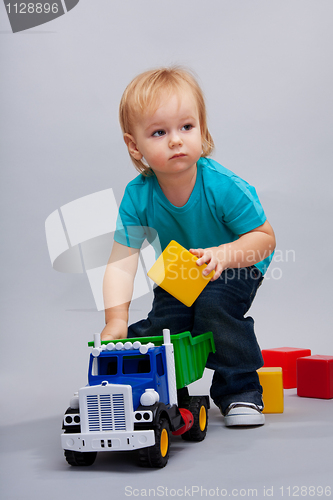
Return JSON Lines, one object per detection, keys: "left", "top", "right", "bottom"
{"left": 128, "top": 266, "right": 264, "bottom": 413}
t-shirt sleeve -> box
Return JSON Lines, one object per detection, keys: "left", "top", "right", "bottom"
{"left": 114, "top": 187, "right": 146, "bottom": 248}
{"left": 220, "top": 176, "right": 266, "bottom": 235}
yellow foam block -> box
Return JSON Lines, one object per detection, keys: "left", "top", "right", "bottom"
{"left": 257, "top": 367, "right": 284, "bottom": 414}
{"left": 147, "top": 240, "right": 215, "bottom": 307}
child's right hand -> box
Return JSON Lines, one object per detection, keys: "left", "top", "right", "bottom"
{"left": 101, "top": 321, "right": 128, "bottom": 341}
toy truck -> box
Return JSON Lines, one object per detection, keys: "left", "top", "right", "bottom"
{"left": 61, "top": 329, "right": 215, "bottom": 468}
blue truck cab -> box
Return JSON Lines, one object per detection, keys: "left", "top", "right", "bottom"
{"left": 88, "top": 344, "right": 170, "bottom": 410}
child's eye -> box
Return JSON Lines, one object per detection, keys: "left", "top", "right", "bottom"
{"left": 152, "top": 130, "right": 165, "bottom": 137}
{"left": 182, "top": 124, "right": 193, "bottom": 131}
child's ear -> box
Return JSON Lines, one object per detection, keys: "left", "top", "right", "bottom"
{"left": 124, "top": 133, "right": 143, "bottom": 161}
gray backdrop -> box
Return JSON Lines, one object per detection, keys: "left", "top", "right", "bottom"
{"left": 1, "top": 0, "right": 332, "bottom": 428}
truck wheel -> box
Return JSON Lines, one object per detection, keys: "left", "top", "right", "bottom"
{"left": 181, "top": 396, "right": 208, "bottom": 442}
{"left": 64, "top": 449, "right": 97, "bottom": 466}
{"left": 138, "top": 417, "right": 170, "bottom": 468}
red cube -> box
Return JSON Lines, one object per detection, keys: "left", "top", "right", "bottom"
{"left": 262, "top": 347, "right": 311, "bottom": 389}
{"left": 297, "top": 355, "right": 333, "bottom": 399}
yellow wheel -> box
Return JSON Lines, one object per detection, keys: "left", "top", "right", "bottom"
{"left": 181, "top": 396, "right": 209, "bottom": 442}
{"left": 199, "top": 404, "right": 207, "bottom": 432}
{"left": 160, "top": 427, "right": 169, "bottom": 457}
{"left": 138, "top": 417, "right": 170, "bottom": 468}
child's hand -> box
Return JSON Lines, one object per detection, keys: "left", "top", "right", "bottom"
{"left": 101, "top": 321, "right": 128, "bottom": 341}
{"left": 189, "top": 246, "right": 226, "bottom": 281}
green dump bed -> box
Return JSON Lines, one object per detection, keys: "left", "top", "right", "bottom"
{"left": 166, "top": 331, "right": 215, "bottom": 389}
{"left": 91, "top": 331, "right": 216, "bottom": 390}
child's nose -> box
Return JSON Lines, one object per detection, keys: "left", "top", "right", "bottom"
{"left": 169, "top": 133, "right": 183, "bottom": 148}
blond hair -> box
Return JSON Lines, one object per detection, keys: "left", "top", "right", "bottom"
{"left": 119, "top": 67, "right": 214, "bottom": 175}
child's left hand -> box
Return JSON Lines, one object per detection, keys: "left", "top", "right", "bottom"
{"left": 189, "top": 247, "right": 226, "bottom": 281}
{"left": 189, "top": 221, "right": 276, "bottom": 281}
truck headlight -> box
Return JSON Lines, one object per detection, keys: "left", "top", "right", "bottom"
{"left": 64, "top": 414, "right": 80, "bottom": 426}
{"left": 134, "top": 410, "right": 153, "bottom": 422}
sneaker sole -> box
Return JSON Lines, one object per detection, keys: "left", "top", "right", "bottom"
{"left": 224, "top": 411, "right": 265, "bottom": 427}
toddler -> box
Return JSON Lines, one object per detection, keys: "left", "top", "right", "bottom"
{"left": 101, "top": 67, "right": 276, "bottom": 426}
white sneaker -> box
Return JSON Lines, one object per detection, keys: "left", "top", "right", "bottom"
{"left": 223, "top": 402, "right": 265, "bottom": 427}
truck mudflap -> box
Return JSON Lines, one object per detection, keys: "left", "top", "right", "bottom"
{"left": 61, "top": 429, "right": 155, "bottom": 453}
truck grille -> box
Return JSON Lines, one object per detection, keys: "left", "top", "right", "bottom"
{"left": 86, "top": 393, "right": 126, "bottom": 432}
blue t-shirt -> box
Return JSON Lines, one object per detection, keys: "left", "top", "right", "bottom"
{"left": 114, "top": 157, "right": 273, "bottom": 274}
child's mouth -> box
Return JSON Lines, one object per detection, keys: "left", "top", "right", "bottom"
{"left": 170, "top": 153, "right": 186, "bottom": 159}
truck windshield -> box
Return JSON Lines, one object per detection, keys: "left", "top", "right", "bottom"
{"left": 97, "top": 356, "right": 118, "bottom": 376}
{"left": 123, "top": 354, "right": 151, "bottom": 374}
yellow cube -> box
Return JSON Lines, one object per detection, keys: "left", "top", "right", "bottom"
{"left": 257, "top": 367, "right": 284, "bottom": 414}
{"left": 147, "top": 240, "right": 215, "bottom": 307}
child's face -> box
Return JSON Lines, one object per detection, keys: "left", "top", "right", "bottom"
{"left": 126, "top": 90, "right": 202, "bottom": 179}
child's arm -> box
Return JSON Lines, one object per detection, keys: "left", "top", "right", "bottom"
{"left": 190, "top": 220, "right": 276, "bottom": 281}
{"left": 101, "top": 241, "right": 140, "bottom": 341}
